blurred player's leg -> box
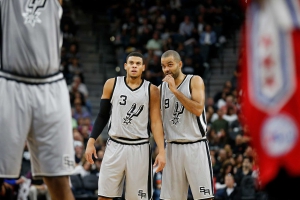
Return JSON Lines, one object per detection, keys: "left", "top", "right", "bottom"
{"left": 43, "top": 176, "right": 74, "bottom": 200}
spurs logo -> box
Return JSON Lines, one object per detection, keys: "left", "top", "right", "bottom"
{"left": 138, "top": 190, "right": 146, "bottom": 199}
{"left": 22, "top": 0, "right": 47, "bottom": 27}
{"left": 63, "top": 155, "right": 74, "bottom": 169}
{"left": 200, "top": 186, "right": 210, "bottom": 195}
{"left": 123, "top": 103, "right": 144, "bottom": 125}
{"left": 170, "top": 102, "right": 184, "bottom": 125}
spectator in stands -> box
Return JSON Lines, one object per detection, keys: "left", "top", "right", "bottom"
{"left": 233, "top": 133, "right": 248, "bottom": 157}
{"left": 214, "top": 149, "right": 228, "bottom": 176}
{"left": 166, "top": 14, "right": 180, "bottom": 33}
{"left": 67, "top": 43, "right": 80, "bottom": 61}
{"left": 176, "top": 42, "right": 186, "bottom": 60}
{"left": 68, "top": 57, "right": 84, "bottom": 83}
{"left": 138, "top": 26, "right": 152, "bottom": 52}
{"left": 234, "top": 156, "right": 254, "bottom": 187}
{"left": 214, "top": 82, "right": 232, "bottom": 105}
{"left": 72, "top": 98, "right": 91, "bottom": 121}
{"left": 69, "top": 75, "right": 88, "bottom": 99}
{"left": 216, "top": 161, "right": 235, "bottom": 187}
{"left": 146, "top": 31, "right": 163, "bottom": 52}
{"left": 72, "top": 157, "right": 92, "bottom": 178}
{"left": 79, "top": 125, "right": 91, "bottom": 147}
{"left": 215, "top": 173, "right": 241, "bottom": 200}
{"left": 223, "top": 106, "right": 238, "bottom": 126}
{"left": 191, "top": 45, "right": 205, "bottom": 77}
{"left": 121, "top": 15, "right": 137, "bottom": 33}
{"left": 162, "top": 36, "right": 176, "bottom": 52}
{"left": 145, "top": 53, "right": 163, "bottom": 86}
{"left": 199, "top": 24, "right": 217, "bottom": 62}
{"left": 233, "top": 153, "right": 244, "bottom": 174}
{"left": 62, "top": 23, "right": 75, "bottom": 48}
{"left": 69, "top": 86, "right": 86, "bottom": 107}
{"left": 220, "top": 94, "right": 237, "bottom": 113}
{"left": 74, "top": 139, "right": 84, "bottom": 166}
{"left": 196, "top": 15, "right": 206, "bottom": 35}
{"left": 206, "top": 96, "right": 217, "bottom": 112}
{"left": 181, "top": 57, "right": 195, "bottom": 75}
{"left": 83, "top": 116, "right": 93, "bottom": 132}
{"left": 179, "top": 15, "right": 194, "bottom": 39}
{"left": 138, "top": 18, "right": 153, "bottom": 35}
{"left": 210, "top": 109, "right": 229, "bottom": 148}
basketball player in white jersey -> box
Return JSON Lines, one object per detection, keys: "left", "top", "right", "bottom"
{"left": 159, "top": 50, "right": 214, "bottom": 200}
{"left": 85, "top": 52, "right": 166, "bottom": 200}
{"left": 0, "top": 1, "right": 75, "bottom": 199}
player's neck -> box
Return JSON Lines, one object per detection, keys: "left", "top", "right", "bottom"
{"left": 125, "top": 76, "right": 143, "bottom": 89}
{"left": 174, "top": 73, "right": 186, "bottom": 87}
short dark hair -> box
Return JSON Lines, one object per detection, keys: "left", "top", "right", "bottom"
{"left": 161, "top": 50, "right": 181, "bottom": 61}
{"left": 126, "top": 52, "right": 144, "bottom": 63}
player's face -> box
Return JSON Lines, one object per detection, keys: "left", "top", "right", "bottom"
{"left": 124, "top": 56, "right": 145, "bottom": 78}
{"left": 161, "top": 56, "right": 182, "bottom": 79}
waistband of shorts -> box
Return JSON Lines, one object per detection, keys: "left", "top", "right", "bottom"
{"left": 168, "top": 138, "right": 207, "bottom": 144}
{"left": 109, "top": 136, "right": 150, "bottom": 145}
{"left": 0, "top": 70, "right": 64, "bottom": 85}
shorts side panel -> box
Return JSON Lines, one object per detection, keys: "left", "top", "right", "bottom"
{"left": 28, "top": 80, "right": 75, "bottom": 177}
{"left": 0, "top": 78, "right": 32, "bottom": 178}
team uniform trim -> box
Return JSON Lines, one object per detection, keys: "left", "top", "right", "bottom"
{"left": 0, "top": 70, "right": 64, "bottom": 84}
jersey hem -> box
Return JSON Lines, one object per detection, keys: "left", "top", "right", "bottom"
{"left": 32, "top": 172, "right": 74, "bottom": 178}
{"left": 0, "top": 174, "right": 20, "bottom": 178}
{"left": 98, "top": 194, "right": 122, "bottom": 198}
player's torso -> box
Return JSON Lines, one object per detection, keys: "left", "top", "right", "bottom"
{"left": 109, "top": 76, "right": 151, "bottom": 139}
{"left": 0, "top": 0, "right": 62, "bottom": 76}
{"left": 161, "top": 75, "right": 207, "bottom": 142}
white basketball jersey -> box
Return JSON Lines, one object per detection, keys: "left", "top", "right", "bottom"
{"left": 160, "top": 75, "right": 207, "bottom": 142}
{"left": 0, "top": 0, "right": 63, "bottom": 76}
{"left": 108, "top": 76, "right": 151, "bottom": 139}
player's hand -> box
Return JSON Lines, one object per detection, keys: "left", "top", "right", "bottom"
{"left": 85, "top": 139, "right": 98, "bottom": 164}
{"left": 163, "top": 74, "right": 176, "bottom": 92}
{"left": 153, "top": 151, "right": 166, "bottom": 173}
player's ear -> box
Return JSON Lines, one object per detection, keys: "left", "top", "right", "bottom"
{"left": 124, "top": 63, "right": 127, "bottom": 70}
{"left": 142, "top": 64, "right": 145, "bottom": 71}
{"left": 179, "top": 61, "right": 183, "bottom": 68}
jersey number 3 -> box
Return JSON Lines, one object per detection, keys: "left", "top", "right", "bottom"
{"left": 119, "top": 95, "right": 127, "bottom": 105}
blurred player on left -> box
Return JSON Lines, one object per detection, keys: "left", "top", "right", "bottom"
{"left": 0, "top": 0, "right": 75, "bottom": 200}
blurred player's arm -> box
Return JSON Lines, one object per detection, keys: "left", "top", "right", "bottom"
{"left": 58, "top": 0, "right": 62, "bottom": 5}
{"left": 150, "top": 85, "right": 166, "bottom": 172}
{"left": 85, "top": 78, "right": 115, "bottom": 164}
{"left": 170, "top": 75, "right": 205, "bottom": 116}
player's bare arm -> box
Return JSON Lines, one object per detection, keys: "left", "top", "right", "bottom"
{"left": 150, "top": 84, "right": 166, "bottom": 172}
{"left": 58, "top": 0, "right": 63, "bottom": 5}
{"left": 163, "top": 75, "right": 205, "bottom": 116}
{"left": 85, "top": 78, "right": 115, "bottom": 164}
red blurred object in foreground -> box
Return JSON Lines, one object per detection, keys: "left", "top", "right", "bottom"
{"left": 239, "top": 0, "right": 300, "bottom": 187}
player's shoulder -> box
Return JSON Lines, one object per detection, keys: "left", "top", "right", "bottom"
{"left": 190, "top": 75, "right": 204, "bottom": 85}
{"left": 149, "top": 83, "right": 160, "bottom": 95}
{"left": 105, "top": 77, "right": 116, "bottom": 86}
{"left": 103, "top": 77, "right": 118, "bottom": 92}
